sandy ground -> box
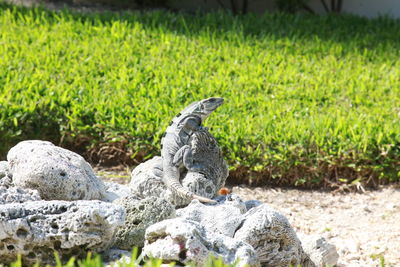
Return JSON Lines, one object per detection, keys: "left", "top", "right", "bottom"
{"left": 232, "top": 185, "right": 400, "bottom": 267}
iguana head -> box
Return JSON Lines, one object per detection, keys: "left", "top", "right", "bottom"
{"left": 183, "top": 97, "right": 224, "bottom": 121}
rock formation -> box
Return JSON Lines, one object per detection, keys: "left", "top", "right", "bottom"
{"left": 8, "top": 140, "right": 106, "bottom": 200}
{"left": 143, "top": 218, "right": 260, "bottom": 267}
{"left": 0, "top": 186, "right": 41, "bottom": 204}
{"left": 113, "top": 196, "right": 175, "bottom": 249}
{"left": 0, "top": 200, "right": 124, "bottom": 265}
{"left": 234, "top": 204, "right": 312, "bottom": 267}
{"left": 0, "top": 141, "right": 125, "bottom": 264}
{"left": 143, "top": 195, "right": 318, "bottom": 267}
{"left": 0, "top": 161, "right": 13, "bottom": 188}
{"left": 299, "top": 235, "right": 340, "bottom": 267}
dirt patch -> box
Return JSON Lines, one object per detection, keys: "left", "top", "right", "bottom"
{"left": 232, "top": 185, "right": 400, "bottom": 266}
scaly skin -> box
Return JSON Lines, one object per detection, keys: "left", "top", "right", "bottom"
{"left": 161, "top": 97, "right": 224, "bottom": 203}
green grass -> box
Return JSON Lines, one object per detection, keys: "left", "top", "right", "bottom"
{"left": 7, "top": 249, "right": 240, "bottom": 267}
{"left": 6, "top": 250, "right": 393, "bottom": 267}
{"left": 0, "top": 3, "right": 399, "bottom": 187}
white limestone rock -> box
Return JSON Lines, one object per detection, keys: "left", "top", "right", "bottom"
{"left": 0, "top": 200, "right": 125, "bottom": 265}
{"left": 234, "top": 204, "right": 313, "bottom": 267}
{"left": 7, "top": 140, "right": 106, "bottom": 200}
{"left": 299, "top": 235, "right": 339, "bottom": 267}
{"left": 113, "top": 196, "right": 175, "bottom": 249}
{"left": 176, "top": 194, "right": 247, "bottom": 237}
{"left": 102, "top": 181, "right": 133, "bottom": 202}
{"left": 0, "top": 186, "right": 41, "bottom": 204}
{"left": 175, "top": 195, "right": 316, "bottom": 266}
{"left": 0, "top": 161, "right": 8, "bottom": 178}
{"left": 0, "top": 161, "right": 13, "bottom": 188}
{"left": 129, "top": 156, "right": 166, "bottom": 200}
{"left": 143, "top": 218, "right": 260, "bottom": 267}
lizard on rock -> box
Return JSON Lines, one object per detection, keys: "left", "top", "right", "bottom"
{"left": 161, "top": 97, "right": 224, "bottom": 204}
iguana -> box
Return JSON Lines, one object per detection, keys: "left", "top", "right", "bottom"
{"left": 161, "top": 97, "right": 224, "bottom": 203}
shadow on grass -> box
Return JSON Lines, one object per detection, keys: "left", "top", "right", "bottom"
{"left": 1, "top": 2, "right": 400, "bottom": 55}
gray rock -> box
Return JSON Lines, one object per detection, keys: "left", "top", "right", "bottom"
{"left": 0, "top": 161, "right": 9, "bottom": 180}
{"left": 0, "top": 186, "right": 41, "bottom": 204}
{"left": 234, "top": 204, "right": 312, "bottom": 267}
{"left": 0, "top": 200, "right": 125, "bottom": 265}
{"left": 175, "top": 196, "right": 316, "bottom": 266}
{"left": 102, "top": 181, "right": 133, "bottom": 202}
{"left": 0, "top": 161, "right": 13, "bottom": 188}
{"left": 129, "top": 156, "right": 166, "bottom": 200}
{"left": 176, "top": 194, "right": 247, "bottom": 237}
{"left": 143, "top": 218, "right": 260, "bottom": 267}
{"left": 7, "top": 140, "right": 106, "bottom": 200}
{"left": 113, "top": 196, "right": 175, "bottom": 249}
{"left": 299, "top": 235, "right": 339, "bottom": 267}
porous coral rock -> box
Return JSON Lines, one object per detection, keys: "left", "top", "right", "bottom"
{"left": 234, "top": 204, "right": 313, "bottom": 267}
{"left": 0, "top": 200, "right": 125, "bottom": 265}
{"left": 299, "top": 235, "right": 339, "bottom": 267}
{"left": 129, "top": 156, "right": 166, "bottom": 200}
{"left": 176, "top": 194, "right": 247, "bottom": 237}
{"left": 173, "top": 195, "right": 320, "bottom": 266}
{"left": 113, "top": 196, "right": 175, "bottom": 249}
{"left": 102, "top": 181, "right": 133, "bottom": 202}
{"left": 143, "top": 218, "right": 260, "bottom": 267}
{"left": 0, "top": 161, "right": 8, "bottom": 178}
{"left": 0, "top": 186, "right": 41, "bottom": 204}
{"left": 0, "top": 161, "right": 13, "bottom": 188}
{"left": 7, "top": 140, "right": 106, "bottom": 200}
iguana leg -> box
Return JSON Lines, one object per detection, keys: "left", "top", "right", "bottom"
{"left": 152, "top": 160, "right": 163, "bottom": 178}
{"left": 172, "top": 145, "right": 202, "bottom": 172}
{"left": 183, "top": 147, "right": 203, "bottom": 172}
{"left": 172, "top": 145, "right": 188, "bottom": 167}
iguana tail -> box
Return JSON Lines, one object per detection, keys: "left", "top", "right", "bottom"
{"left": 167, "top": 178, "right": 216, "bottom": 204}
